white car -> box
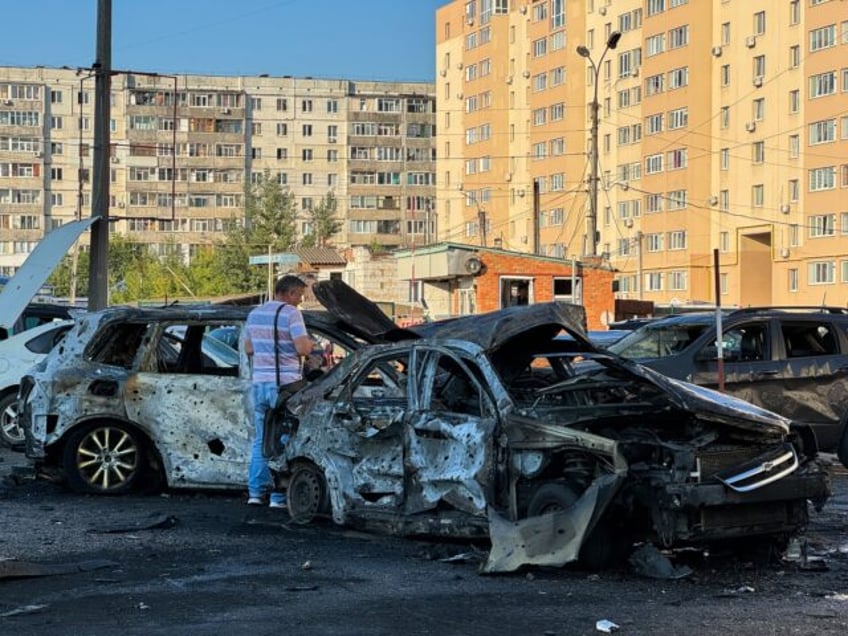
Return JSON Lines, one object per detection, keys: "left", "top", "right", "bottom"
{"left": 0, "top": 320, "right": 73, "bottom": 447}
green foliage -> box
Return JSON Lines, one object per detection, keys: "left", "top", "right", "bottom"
{"left": 245, "top": 169, "right": 298, "bottom": 253}
{"left": 305, "top": 191, "right": 342, "bottom": 247}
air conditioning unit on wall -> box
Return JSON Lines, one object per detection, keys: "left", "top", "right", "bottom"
{"left": 711, "top": 46, "right": 723, "bottom": 57}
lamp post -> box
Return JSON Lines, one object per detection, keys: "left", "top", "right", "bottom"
{"left": 577, "top": 30, "right": 621, "bottom": 257}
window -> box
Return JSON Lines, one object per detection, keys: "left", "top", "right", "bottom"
{"left": 667, "top": 189, "right": 687, "bottom": 209}
{"left": 810, "top": 213, "right": 836, "bottom": 237}
{"left": 647, "top": 34, "right": 665, "bottom": 57}
{"left": 301, "top": 99, "right": 313, "bottom": 112}
{"left": 809, "top": 71, "right": 836, "bottom": 98}
{"left": 645, "top": 272, "right": 663, "bottom": 291}
{"left": 720, "top": 231, "right": 729, "bottom": 252}
{"left": 752, "top": 184, "right": 764, "bottom": 207}
{"left": 809, "top": 261, "right": 836, "bottom": 285}
{"left": 646, "top": 233, "right": 664, "bottom": 252}
{"left": 668, "top": 230, "right": 687, "bottom": 250}
{"left": 754, "top": 10, "right": 766, "bottom": 35}
{"left": 809, "top": 119, "right": 836, "bottom": 144}
{"left": 669, "top": 25, "right": 689, "bottom": 48}
{"left": 647, "top": 0, "right": 665, "bottom": 17}
{"left": 276, "top": 98, "right": 288, "bottom": 111}
{"left": 645, "top": 153, "right": 663, "bottom": 174}
{"left": 721, "top": 148, "right": 729, "bottom": 170}
{"left": 533, "top": 37, "right": 547, "bottom": 57}
{"left": 753, "top": 55, "right": 766, "bottom": 79}
{"left": 789, "top": 269, "right": 799, "bottom": 292}
{"left": 752, "top": 141, "right": 765, "bottom": 163}
{"left": 499, "top": 277, "right": 532, "bottom": 308}
{"left": 753, "top": 97, "right": 765, "bottom": 120}
{"left": 645, "top": 73, "right": 664, "bottom": 96}
{"left": 790, "top": 45, "right": 800, "bottom": 68}
{"left": 809, "top": 166, "right": 836, "bottom": 191}
{"left": 646, "top": 113, "right": 663, "bottom": 134}
{"left": 789, "top": 89, "right": 800, "bottom": 112}
{"left": 551, "top": 0, "right": 564, "bottom": 28}
{"left": 667, "top": 149, "right": 687, "bottom": 170}
{"left": 721, "top": 64, "right": 731, "bottom": 86}
{"left": 810, "top": 24, "right": 836, "bottom": 51}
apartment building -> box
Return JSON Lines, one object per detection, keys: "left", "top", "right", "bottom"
{"left": 436, "top": 0, "right": 848, "bottom": 308}
{"left": 0, "top": 67, "right": 435, "bottom": 274}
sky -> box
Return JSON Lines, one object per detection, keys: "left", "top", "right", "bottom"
{"left": 0, "top": 0, "right": 448, "bottom": 82}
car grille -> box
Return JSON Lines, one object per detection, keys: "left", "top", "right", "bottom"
{"left": 714, "top": 443, "right": 798, "bottom": 493}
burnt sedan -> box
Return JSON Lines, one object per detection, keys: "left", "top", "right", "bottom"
{"left": 278, "top": 300, "right": 830, "bottom": 573}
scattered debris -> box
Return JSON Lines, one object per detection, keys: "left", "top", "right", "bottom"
{"left": 629, "top": 544, "right": 693, "bottom": 580}
{"left": 596, "top": 619, "right": 620, "bottom": 633}
{"left": 284, "top": 585, "right": 319, "bottom": 592}
{"left": 136, "top": 602, "right": 150, "bottom": 610}
{"left": 718, "top": 585, "right": 756, "bottom": 597}
{"left": 0, "top": 559, "right": 117, "bottom": 580}
{"left": 437, "top": 552, "right": 482, "bottom": 564}
{"left": 301, "top": 560, "right": 312, "bottom": 570}
{"left": 0, "top": 604, "right": 49, "bottom": 618}
{"left": 90, "top": 513, "right": 178, "bottom": 534}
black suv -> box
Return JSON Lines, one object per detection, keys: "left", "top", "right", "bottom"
{"left": 607, "top": 307, "right": 848, "bottom": 465}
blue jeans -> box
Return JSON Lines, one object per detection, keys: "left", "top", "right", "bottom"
{"left": 249, "top": 382, "right": 286, "bottom": 505}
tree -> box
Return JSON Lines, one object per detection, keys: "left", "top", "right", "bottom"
{"left": 302, "top": 191, "right": 341, "bottom": 248}
{"left": 245, "top": 169, "right": 298, "bottom": 253}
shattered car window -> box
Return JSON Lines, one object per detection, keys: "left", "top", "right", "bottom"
{"left": 609, "top": 323, "right": 709, "bottom": 359}
{"left": 420, "top": 351, "right": 494, "bottom": 418}
{"left": 345, "top": 353, "right": 409, "bottom": 400}
{"left": 155, "top": 324, "right": 240, "bottom": 376}
{"left": 86, "top": 322, "right": 149, "bottom": 369}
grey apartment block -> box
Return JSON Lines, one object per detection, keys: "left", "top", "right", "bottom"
{"left": 0, "top": 67, "right": 435, "bottom": 273}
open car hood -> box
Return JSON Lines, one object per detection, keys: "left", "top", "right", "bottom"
{"left": 0, "top": 218, "right": 96, "bottom": 330}
{"left": 312, "top": 279, "right": 421, "bottom": 344}
{"left": 312, "top": 279, "right": 593, "bottom": 352}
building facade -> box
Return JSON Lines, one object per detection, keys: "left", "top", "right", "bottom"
{"left": 0, "top": 67, "right": 435, "bottom": 274}
{"left": 436, "top": 0, "right": 848, "bottom": 308}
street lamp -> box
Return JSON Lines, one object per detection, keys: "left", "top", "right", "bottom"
{"left": 577, "top": 30, "right": 621, "bottom": 257}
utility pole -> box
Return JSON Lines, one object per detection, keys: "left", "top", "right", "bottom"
{"left": 576, "top": 31, "right": 621, "bottom": 257}
{"left": 87, "top": 0, "right": 112, "bottom": 310}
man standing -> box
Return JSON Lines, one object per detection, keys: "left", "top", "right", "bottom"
{"left": 244, "top": 275, "right": 313, "bottom": 507}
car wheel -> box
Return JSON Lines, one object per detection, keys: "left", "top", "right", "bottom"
{"left": 837, "top": 416, "right": 848, "bottom": 469}
{"left": 63, "top": 421, "right": 146, "bottom": 495}
{"left": 0, "top": 392, "right": 25, "bottom": 448}
{"left": 527, "top": 482, "right": 579, "bottom": 516}
{"left": 527, "top": 481, "right": 631, "bottom": 570}
{"left": 287, "top": 462, "right": 330, "bottom": 524}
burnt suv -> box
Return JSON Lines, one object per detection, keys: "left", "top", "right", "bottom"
{"left": 607, "top": 307, "right": 848, "bottom": 465}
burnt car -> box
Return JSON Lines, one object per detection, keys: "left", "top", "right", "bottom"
{"left": 18, "top": 305, "right": 365, "bottom": 495}
{"left": 277, "top": 290, "right": 830, "bottom": 573}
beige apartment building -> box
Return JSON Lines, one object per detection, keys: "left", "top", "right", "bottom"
{"left": 436, "top": 0, "right": 848, "bottom": 308}
{"left": 0, "top": 67, "right": 435, "bottom": 274}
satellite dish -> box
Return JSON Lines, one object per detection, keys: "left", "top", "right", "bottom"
{"left": 465, "top": 257, "right": 483, "bottom": 275}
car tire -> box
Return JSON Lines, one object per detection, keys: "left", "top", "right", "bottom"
{"left": 527, "top": 481, "right": 579, "bottom": 516}
{"left": 287, "top": 462, "right": 330, "bottom": 524}
{"left": 527, "top": 481, "right": 631, "bottom": 570}
{"left": 63, "top": 421, "right": 146, "bottom": 495}
{"left": 837, "top": 416, "right": 848, "bottom": 469}
{"left": 0, "top": 391, "right": 25, "bottom": 448}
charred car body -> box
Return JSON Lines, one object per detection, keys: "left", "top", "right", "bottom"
{"left": 18, "top": 305, "right": 362, "bottom": 494}
{"left": 279, "top": 284, "right": 830, "bottom": 572}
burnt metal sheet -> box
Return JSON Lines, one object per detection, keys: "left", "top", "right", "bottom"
{"left": 312, "top": 279, "right": 420, "bottom": 343}
{"left": 0, "top": 218, "right": 96, "bottom": 330}
{"left": 483, "top": 472, "right": 622, "bottom": 573}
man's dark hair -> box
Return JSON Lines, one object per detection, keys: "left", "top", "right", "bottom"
{"left": 275, "top": 274, "right": 306, "bottom": 296}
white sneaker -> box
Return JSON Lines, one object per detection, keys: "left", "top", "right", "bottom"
{"left": 247, "top": 497, "right": 264, "bottom": 506}
{"left": 269, "top": 498, "right": 287, "bottom": 509}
